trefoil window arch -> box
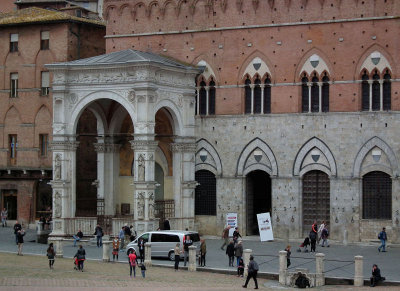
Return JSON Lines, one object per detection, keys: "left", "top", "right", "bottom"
{"left": 301, "top": 72, "right": 330, "bottom": 113}
{"left": 244, "top": 75, "right": 272, "bottom": 114}
{"left": 196, "top": 77, "right": 216, "bottom": 116}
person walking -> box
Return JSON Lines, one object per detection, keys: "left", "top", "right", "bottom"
{"left": 14, "top": 221, "right": 22, "bottom": 245}
{"left": 220, "top": 225, "right": 231, "bottom": 250}
{"left": 112, "top": 237, "right": 119, "bottom": 261}
{"left": 200, "top": 238, "right": 206, "bottom": 267}
{"left": 321, "top": 225, "right": 330, "bottom": 247}
{"left": 1, "top": 208, "right": 7, "bottom": 227}
{"left": 234, "top": 240, "right": 243, "bottom": 267}
{"left": 47, "top": 243, "right": 56, "bottom": 269}
{"left": 16, "top": 229, "right": 25, "bottom": 256}
{"left": 183, "top": 235, "right": 193, "bottom": 266}
{"left": 74, "top": 245, "right": 86, "bottom": 271}
{"left": 317, "top": 220, "right": 325, "bottom": 244}
{"left": 73, "top": 229, "right": 83, "bottom": 247}
{"left": 174, "top": 243, "right": 181, "bottom": 271}
{"left": 119, "top": 227, "right": 125, "bottom": 251}
{"left": 124, "top": 224, "right": 131, "bottom": 247}
{"left": 285, "top": 245, "right": 291, "bottom": 268}
{"left": 93, "top": 224, "right": 103, "bottom": 248}
{"left": 309, "top": 230, "right": 317, "bottom": 253}
{"left": 128, "top": 249, "right": 138, "bottom": 277}
{"left": 378, "top": 227, "right": 387, "bottom": 252}
{"left": 138, "top": 237, "right": 145, "bottom": 263}
{"left": 226, "top": 240, "right": 235, "bottom": 267}
{"left": 163, "top": 219, "right": 170, "bottom": 230}
{"left": 242, "top": 255, "right": 259, "bottom": 289}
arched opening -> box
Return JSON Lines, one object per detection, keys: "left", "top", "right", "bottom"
{"left": 36, "top": 179, "right": 52, "bottom": 219}
{"left": 246, "top": 170, "right": 271, "bottom": 235}
{"left": 155, "top": 163, "right": 164, "bottom": 201}
{"left": 302, "top": 171, "right": 330, "bottom": 235}
{"left": 362, "top": 171, "right": 392, "bottom": 219}
{"left": 195, "top": 169, "right": 216, "bottom": 216}
{"left": 76, "top": 109, "right": 98, "bottom": 216}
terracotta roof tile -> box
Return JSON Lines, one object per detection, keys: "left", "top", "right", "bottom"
{"left": 0, "top": 7, "right": 105, "bottom": 26}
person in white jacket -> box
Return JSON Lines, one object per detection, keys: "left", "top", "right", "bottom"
{"left": 317, "top": 220, "right": 326, "bottom": 244}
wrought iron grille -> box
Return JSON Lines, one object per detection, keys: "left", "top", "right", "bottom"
{"left": 155, "top": 200, "right": 175, "bottom": 228}
{"left": 195, "top": 170, "right": 216, "bottom": 215}
{"left": 362, "top": 171, "right": 392, "bottom": 219}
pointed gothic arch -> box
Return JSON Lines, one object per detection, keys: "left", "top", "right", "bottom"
{"left": 353, "top": 136, "right": 398, "bottom": 178}
{"left": 195, "top": 138, "right": 222, "bottom": 176}
{"left": 293, "top": 137, "right": 337, "bottom": 177}
{"left": 236, "top": 138, "right": 278, "bottom": 176}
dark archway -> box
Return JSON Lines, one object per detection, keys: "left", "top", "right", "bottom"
{"left": 195, "top": 170, "right": 216, "bottom": 216}
{"left": 362, "top": 171, "right": 392, "bottom": 219}
{"left": 302, "top": 170, "right": 330, "bottom": 235}
{"left": 246, "top": 170, "right": 271, "bottom": 235}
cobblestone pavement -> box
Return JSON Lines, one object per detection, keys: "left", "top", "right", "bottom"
{"left": 0, "top": 253, "right": 397, "bottom": 291}
{"left": 0, "top": 226, "right": 399, "bottom": 284}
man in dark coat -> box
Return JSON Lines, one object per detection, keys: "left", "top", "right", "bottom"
{"left": 14, "top": 221, "right": 22, "bottom": 245}
{"left": 378, "top": 227, "right": 387, "bottom": 252}
{"left": 370, "top": 264, "right": 385, "bottom": 287}
{"left": 242, "top": 255, "right": 259, "bottom": 289}
{"left": 93, "top": 224, "right": 103, "bottom": 248}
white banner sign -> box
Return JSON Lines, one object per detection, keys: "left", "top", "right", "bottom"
{"left": 257, "top": 212, "right": 274, "bottom": 241}
{"left": 226, "top": 213, "right": 238, "bottom": 237}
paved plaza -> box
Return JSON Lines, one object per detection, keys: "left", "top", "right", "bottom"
{"left": 0, "top": 226, "right": 399, "bottom": 290}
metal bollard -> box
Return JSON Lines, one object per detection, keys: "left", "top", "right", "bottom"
{"left": 279, "top": 250, "right": 287, "bottom": 285}
{"left": 102, "top": 240, "right": 112, "bottom": 262}
{"left": 188, "top": 245, "right": 197, "bottom": 272}
{"left": 144, "top": 243, "right": 152, "bottom": 267}
{"left": 243, "top": 249, "right": 252, "bottom": 277}
{"left": 315, "top": 253, "right": 325, "bottom": 286}
{"left": 354, "top": 255, "right": 364, "bottom": 287}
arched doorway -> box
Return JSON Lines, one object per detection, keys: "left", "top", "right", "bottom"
{"left": 195, "top": 169, "right": 216, "bottom": 216}
{"left": 302, "top": 170, "right": 330, "bottom": 235}
{"left": 246, "top": 170, "right": 271, "bottom": 235}
{"left": 362, "top": 171, "right": 392, "bottom": 219}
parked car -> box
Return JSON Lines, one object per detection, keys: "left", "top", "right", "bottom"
{"left": 126, "top": 230, "right": 200, "bottom": 261}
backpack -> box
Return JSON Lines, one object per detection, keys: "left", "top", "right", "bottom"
{"left": 309, "top": 231, "right": 316, "bottom": 240}
{"left": 253, "top": 261, "right": 259, "bottom": 271}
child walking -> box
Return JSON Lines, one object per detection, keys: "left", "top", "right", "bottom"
{"left": 112, "top": 237, "right": 119, "bottom": 261}
{"left": 47, "top": 243, "right": 56, "bottom": 269}
{"left": 140, "top": 263, "right": 146, "bottom": 278}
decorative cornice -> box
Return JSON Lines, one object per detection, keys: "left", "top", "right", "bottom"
{"left": 93, "top": 143, "right": 121, "bottom": 153}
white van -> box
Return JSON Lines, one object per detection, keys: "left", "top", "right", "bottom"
{"left": 126, "top": 230, "right": 200, "bottom": 261}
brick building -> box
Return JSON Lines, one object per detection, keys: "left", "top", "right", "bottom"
{"left": 0, "top": 6, "right": 105, "bottom": 225}
{"left": 47, "top": 0, "right": 400, "bottom": 242}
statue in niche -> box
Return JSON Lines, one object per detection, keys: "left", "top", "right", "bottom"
{"left": 137, "top": 192, "right": 145, "bottom": 219}
{"left": 54, "top": 154, "right": 62, "bottom": 180}
{"left": 54, "top": 191, "right": 62, "bottom": 218}
{"left": 138, "top": 155, "right": 145, "bottom": 181}
{"left": 148, "top": 193, "right": 155, "bottom": 219}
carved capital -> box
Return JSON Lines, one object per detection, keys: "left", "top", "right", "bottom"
{"left": 50, "top": 141, "right": 79, "bottom": 151}
{"left": 171, "top": 143, "right": 197, "bottom": 153}
{"left": 130, "top": 140, "right": 159, "bottom": 151}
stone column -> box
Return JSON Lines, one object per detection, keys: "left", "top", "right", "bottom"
{"left": 379, "top": 80, "right": 383, "bottom": 111}
{"left": 279, "top": 250, "right": 287, "bottom": 285}
{"left": 318, "top": 82, "right": 322, "bottom": 112}
{"left": 171, "top": 141, "right": 197, "bottom": 230}
{"left": 144, "top": 243, "right": 152, "bottom": 267}
{"left": 131, "top": 139, "right": 159, "bottom": 233}
{"left": 102, "top": 240, "right": 112, "bottom": 262}
{"left": 49, "top": 237, "right": 63, "bottom": 258}
{"left": 307, "top": 82, "right": 312, "bottom": 113}
{"left": 205, "top": 86, "right": 209, "bottom": 116}
{"left": 50, "top": 138, "right": 79, "bottom": 236}
{"left": 243, "top": 249, "right": 252, "bottom": 277}
{"left": 188, "top": 245, "right": 197, "bottom": 271}
{"left": 315, "top": 253, "right": 325, "bottom": 287}
{"left": 354, "top": 255, "right": 364, "bottom": 287}
{"left": 250, "top": 84, "right": 255, "bottom": 114}
{"left": 368, "top": 80, "right": 373, "bottom": 111}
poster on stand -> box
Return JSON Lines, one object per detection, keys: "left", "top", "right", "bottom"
{"left": 226, "top": 213, "right": 238, "bottom": 237}
{"left": 257, "top": 212, "right": 274, "bottom": 241}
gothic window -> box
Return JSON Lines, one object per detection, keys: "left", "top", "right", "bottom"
{"left": 254, "top": 78, "right": 262, "bottom": 114}
{"left": 209, "top": 80, "right": 216, "bottom": 115}
{"left": 311, "top": 75, "right": 319, "bottom": 112}
{"left": 10, "top": 33, "right": 18, "bottom": 52}
{"left": 196, "top": 76, "right": 216, "bottom": 116}
{"left": 199, "top": 81, "right": 207, "bottom": 115}
{"left": 322, "top": 75, "right": 329, "bottom": 112}
{"left": 264, "top": 77, "right": 271, "bottom": 114}
{"left": 244, "top": 77, "right": 252, "bottom": 114}
{"left": 195, "top": 170, "right": 216, "bottom": 215}
{"left": 361, "top": 69, "right": 391, "bottom": 111}
{"left": 362, "top": 171, "right": 392, "bottom": 220}
{"left": 10, "top": 73, "right": 18, "bottom": 98}
{"left": 41, "top": 71, "right": 50, "bottom": 96}
{"left": 41, "top": 31, "right": 50, "bottom": 50}
{"left": 372, "top": 72, "right": 380, "bottom": 111}
{"left": 361, "top": 71, "right": 369, "bottom": 111}
{"left": 9, "top": 134, "right": 17, "bottom": 165}
{"left": 301, "top": 76, "right": 309, "bottom": 113}
{"left": 383, "top": 71, "right": 391, "bottom": 111}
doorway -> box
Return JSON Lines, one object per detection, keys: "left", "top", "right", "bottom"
{"left": 2, "top": 190, "right": 17, "bottom": 220}
{"left": 246, "top": 170, "right": 271, "bottom": 235}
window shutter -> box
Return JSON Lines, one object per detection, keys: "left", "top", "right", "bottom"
{"left": 11, "top": 34, "right": 18, "bottom": 42}
{"left": 41, "top": 31, "right": 50, "bottom": 40}
{"left": 41, "top": 72, "right": 50, "bottom": 87}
